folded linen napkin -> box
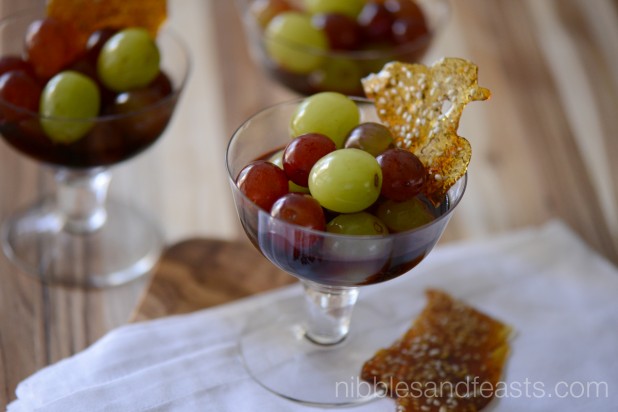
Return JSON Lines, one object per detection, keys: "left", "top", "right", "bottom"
{"left": 8, "top": 220, "right": 618, "bottom": 411}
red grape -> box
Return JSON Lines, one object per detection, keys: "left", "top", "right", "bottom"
{"left": 148, "top": 71, "right": 174, "bottom": 98}
{"left": 85, "top": 28, "right": 118, "bottom": 64}
{"left": 110, "top": 88, "right": 170, "bottom": 139}
{"left": 271, "top": 193, "right": 326, "bottom": 231}
{"left": 312, "top": 13, "right": 361, "bottom": 51}
{"left": 376, "top": 148, "right": 426, "bottom": 201}
{"left": 271, "top": 193, "right": 326, "bottom": 249}
{"left": 0, "top": 55, "right": 36, "bottom": 78}
{"left": 383, "top": 0, "right": 424, "bottom": 19}
{"left": 357, "top": 3, "right": 394, "bottom": 43}
{"left": 283, "top": 133, "right": 336, "bottom": 187}
{"left": 24, "top": 18, "right": 81, "bottom": 80}
{"left": 344, "top": 122, "right": 394, "bottom": 156}
{"left": 0, "top": 70, "right": 42, "bottom": 121}
{"left": 237, "top": 160, "right": 289, "bottom": 211}
{"left": 383, "top": 0, "right": 428, "bottom": 45}
{"left": 392, "top": 17, "right": 429, "bottom": 45}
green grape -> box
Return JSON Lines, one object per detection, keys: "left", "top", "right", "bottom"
{"left": 265, "top": 12, "right": 328, "bottom": 74}
{"left": 309, "top": 56, "right": 363, "bottom": 95}
{"left": 327, "top": 212, "right": 389, "bottom": 236}
{"left": 376, "top": 197, "right": 435, "bottom": 232}
{"left": 40, "top": 70, "right": 100, "bottom": 143}
{"left": 290, "top": 92, "right": 360, "bottom": 148}
{"left": 269, "top": 149, "right": 284, "bottom": 166}
{"left": 323, "top": 233, "right": 390, "bottom": 265}
{"left": 269, "top": 149, "right": 310, "bottom": 193}
{"left": 303, "top": 0, "right": 365, "bottom": 18}
{"left": 309, "top": 148, "right": 382, "bottom": 213}
{"left": 323, "top": 212, "right": 390, "bottom": 264}
{"left": 98, "top": 28, "right": 160, "bottom": 92}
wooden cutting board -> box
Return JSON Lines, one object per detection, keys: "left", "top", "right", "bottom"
{"left": 131, "top": 238, "right": 296, "bottom": 322}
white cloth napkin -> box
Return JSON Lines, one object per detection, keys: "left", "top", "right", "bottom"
{"left": 8, "top": 220, "right": 618, "bottom": 411}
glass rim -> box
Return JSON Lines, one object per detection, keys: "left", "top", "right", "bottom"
{"left": 225, "top": 97, "right": 468, "bottom": 242}
{"left": 0, "top": 8, "right": 192, "bottom": 123}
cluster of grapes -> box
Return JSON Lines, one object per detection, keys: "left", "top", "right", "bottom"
{"left": 251, "top": 0, "right": 430, "bottom": 95}
{"left": 0, "top": 17, "right": 170, "bottom": 144}
{"left": 237, "top": 92, "right": 436, "bottom": 237}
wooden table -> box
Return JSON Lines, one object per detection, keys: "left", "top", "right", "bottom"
{"left": 1, "top": 0, "right": 617, "bottom": 407}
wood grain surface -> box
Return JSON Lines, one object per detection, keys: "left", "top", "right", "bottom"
{"left": 131, "top": 238, "right": 294, "bottom": 322}
{"left": 1, "top": 0, "right": 617, "bottom": 407}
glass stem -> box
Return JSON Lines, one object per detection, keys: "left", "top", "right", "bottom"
{"left": 54, "top": 168, "right": 111, "bottom": 234}
{"left": 302, "top": 280, "right": 359, "bottom": 345}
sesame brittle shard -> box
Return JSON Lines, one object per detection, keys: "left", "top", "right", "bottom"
{"left": 361, "top": 289, "right": 511, "bottom": 412}
{"left": 362, "top": 58, "right": 490, "bottom": 204}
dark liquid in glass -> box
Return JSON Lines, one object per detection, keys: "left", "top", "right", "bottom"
{"left": 0, "top": 93, "right": 177, "bottom": 168}
{"left": 237, "top": 147, "right": 451, "bottom": 287}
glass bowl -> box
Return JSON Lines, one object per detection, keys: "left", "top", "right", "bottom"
{"left": 0, "top": 9, "right": 190, "bottom": 287}
{"left": 235, "top": 0, "right": 450, "bottom": 95}
{"left": 226, "top": 97, "right": 466, "bottom": 406}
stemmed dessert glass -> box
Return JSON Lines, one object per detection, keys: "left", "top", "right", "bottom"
{"left": 226, "top": 98, "right": 466, "bottom": 406}
{"left": 0, "top": 9, "right": 190, "bottom": 287}
{"left": 235, "top": 0, "right": 450, "bottom": 96}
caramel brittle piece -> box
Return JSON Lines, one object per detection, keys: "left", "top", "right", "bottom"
{"left": 361, "top": 289, "right": 511, "bottom": 412}
{"left": 362, "top": 58, "right": 490, "bottom": 204}
{"left": 47, "top": 0, "right": 167, "bottom": 46}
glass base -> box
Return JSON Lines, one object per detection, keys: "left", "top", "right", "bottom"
{"left": 1, "top": 197, "right": 163, "bottom": 288}
{"left": 239, "top": 296, "right": 409, "bottom": 407}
